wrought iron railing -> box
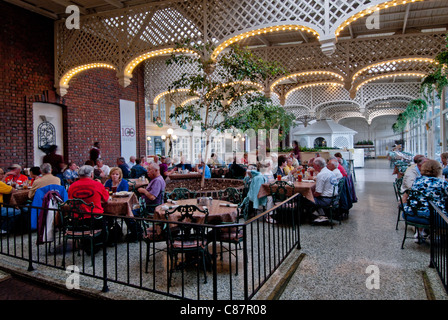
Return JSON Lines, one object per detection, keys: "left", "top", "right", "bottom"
{"left": 429, "top": 201, "right": 448, "bottom": 294}
{"left": 0, "top": 194, "right": 301, "bottom": 300}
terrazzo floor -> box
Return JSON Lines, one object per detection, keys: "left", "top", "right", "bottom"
{"left": 277, "top": 158, "right": 448, "bottom": 300}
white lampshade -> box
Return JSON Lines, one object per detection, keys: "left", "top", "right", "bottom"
{"left": 167, "top": 128, "right": 174, "bottom": 135}
{"left": 172, "top": 134, "right": 178, "bottom": 140}
{"left": 161, "top": 135, "right": 166, "bottom": 140}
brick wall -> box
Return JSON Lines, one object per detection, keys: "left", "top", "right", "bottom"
{"left": 0, "top": 2, "right": 146, "bottom": 171}
{"left": 0, "top": 2, "right": 54, "bottom": 169}
{"left": 61, "top": 66, "right": 146, "bottom": 168}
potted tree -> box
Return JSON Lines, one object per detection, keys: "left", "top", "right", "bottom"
{"left": 166, "top": 39, "right": 288, "bottom": 187}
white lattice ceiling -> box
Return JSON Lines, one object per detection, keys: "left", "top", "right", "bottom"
{"left": 8, "top": 0, "right": 448, "bottom": 124}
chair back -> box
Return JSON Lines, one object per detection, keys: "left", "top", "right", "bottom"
{"left": 59, "top": 199, "right": 97, "bottom": 231}
{"left": 406, "top": 189, "right": 434, "bottom": 219}
{"left": 219, "top": 187, "right": 242, "bottom": 204}
{"left": 330, "top": 177, "right": 345, "bottom": 208}
{"left": 30, "top": 184, "right": 68, "bottom": 230}
{"left": 269, "top": 181, "right": 291, "bottom": 202}
{"left": 165, "top": 205, "right": 209, "bottom": 246}
{"left": 167, "top": 188, "right": 197, "bottom": 200}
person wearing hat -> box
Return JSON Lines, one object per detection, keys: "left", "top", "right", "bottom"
{"left": 4, "top": 164, "right": 28, "bottom": 187}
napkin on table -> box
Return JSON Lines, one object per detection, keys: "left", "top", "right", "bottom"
{"left": 161, "top": 205, "right": 179, "bottom": 210}
{"left": 220, "top": 203, "right": 238, "bottom": 207}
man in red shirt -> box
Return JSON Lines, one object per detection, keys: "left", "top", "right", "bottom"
{"left": 4, "top": 164, "right": 29, "bottom": 186}
{"left": 68, "top": 165, "right": 109, "bottom": 217}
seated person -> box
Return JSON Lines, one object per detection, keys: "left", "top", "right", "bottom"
{"left": 229, "top": 157, "right": 247, "bottom": 178}
{"left": 283, "top": 157, "right": 295, "bottom": 175}
{"left": 403, "top": 159, "right": 448, "bottom": 242}
{"left": 0, "top": 179, "right": 20, "bottom": 233}
{"left": 275, "top": 155, "right": 288, "bottom": 177}
{"left": 137, "top": 163, "right": 166, "bottom": 213}
{"left": 94, "top": 159, "right": 111, "bottom": 178}
{"left": 303, "top": 157, "right": 338, "bottom": 223}
{"left": 68, "top": 165, "right": 109, "bottom": 217}
{"left": 116, "top": 157, "right": 130, "bottom": 179}
{"left": 174, "top": 156, "right": 192, "bottom": 172}
{"left": 130, "top": 159, "right": 147, "bottom": 179}
{"left": 63, "top": 162, "right": 79, "bottom": 184}
{"left": 28, "top": 163, "right": 61, "bottom": 199}
{"left": 104, "top": 167, "right": 129, "bottom": 193}
{"left": 29, "top": 166, "right": 41, "bottom": 186}
{"left": 4, "top": 164, "right": 28, "bottom": 186}
{"left": 67, "top": 165, "right": 110, "bottom": 251}
{"left": 327, "top": 157, "right": 343, "bottom": 181}
{"left": 195, "top": 161, "right": 211, "bottom": 179}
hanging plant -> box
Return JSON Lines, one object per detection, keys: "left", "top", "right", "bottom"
{"left": 420, "top": 34, "right": 448, "bottom": 100}
{"left": 391, "top": 99, "right": 427, "bottom": 133}
{"left": 405, "top": 98, "right": 427, "bottom": 120}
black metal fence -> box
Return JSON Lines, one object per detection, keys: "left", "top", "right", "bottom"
{"left": 0, "top": 194, "right": 301, "bottom": 300}
{"left": 429, "top": 201, "right": 448, "bottom": 294}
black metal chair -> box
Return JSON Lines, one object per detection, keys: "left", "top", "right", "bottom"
{"left": 315, "top": 178, "right": 345, "bottom": 229}
{"left": 166, "top": 188, "right": 197, "bottom": 200}
{"left": 164, "top": 204, "right": 210, "bottom": 286}
{"left": 269, "top": 181, "right": 291, "bottom": 203}
{"left": 213, "top": 197, "right": 250, "bottom": 275}
{"left": 59, "top": 199, "right": 107, "bottom": 267}
{"left": 401, "top": 189, "right": 432, "bottom": 249}
{"left": 393, "top": 177, "right": 405, "bottom": 230}
{"left": 218, "top": 187, "right": 243, "bottom": 204}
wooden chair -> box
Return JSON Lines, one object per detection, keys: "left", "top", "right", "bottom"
{"left": 165, "top": 204, "right": 210, "bottom": 286}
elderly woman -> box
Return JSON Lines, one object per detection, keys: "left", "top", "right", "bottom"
{"left": 403, "top": 159, "right": 448, "bottom": 242}
{"left": 104, "top": 167, "right": 129, "bottom": 193}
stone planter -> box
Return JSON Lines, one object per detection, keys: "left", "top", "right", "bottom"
{"left": 165, "top": 178, "right": 245, "bottom": 198}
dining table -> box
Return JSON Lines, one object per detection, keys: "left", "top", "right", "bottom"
{"left": 103, "top": 192, "right": 139, "bottom": 217}
{"left": 5, "top": 189, "right": 31, "bottom": 206}
{"left": 128, "top": 178, "right": 149, "bottom": 189}
{"left": 153, "top": 198, "right": 239, "bottom": 235}
{"left": 258, "top": 180, "right": 316, "bottom": 203}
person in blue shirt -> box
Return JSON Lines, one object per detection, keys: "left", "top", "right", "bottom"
{"left": 117, "top": 157, "right": 130, "bottom": 179}
{"left": 104, "top": 167, "right": 129, "bottom": 193}
{"left": 196, "top": 161, "right": 211, "bottom": 179}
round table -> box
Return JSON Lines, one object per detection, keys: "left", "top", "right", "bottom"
{"left": 154, "top": 198, "right": 238, "bottom": 225}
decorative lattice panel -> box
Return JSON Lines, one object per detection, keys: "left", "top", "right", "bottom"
{"left": 53, "top": 0, "right": 447, "bottom": 124}
{"left": 333, "top": 136, "right": 350, "bottom": 149}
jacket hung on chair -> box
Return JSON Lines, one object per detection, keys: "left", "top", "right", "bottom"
{"left": 30, "top": 184, "right": 68, "bottom": 230}
{"left": 36, "top": 190, "right": 64, "bottom": 245}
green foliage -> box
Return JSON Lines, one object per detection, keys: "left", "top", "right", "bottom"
{"left": 391, "top": 99, "right": 428, "bottom": 133}
{"left": 166, "top": 39, "right": 287, "bottom": 134}
{"left": 420, "top": 34, "right": 448, "bottom": 100}
{"left": 221, "top": 94, "right": 296, "bottom": 139}
{"left": 355, "top": 140, "right": 374, "bottom": 145}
